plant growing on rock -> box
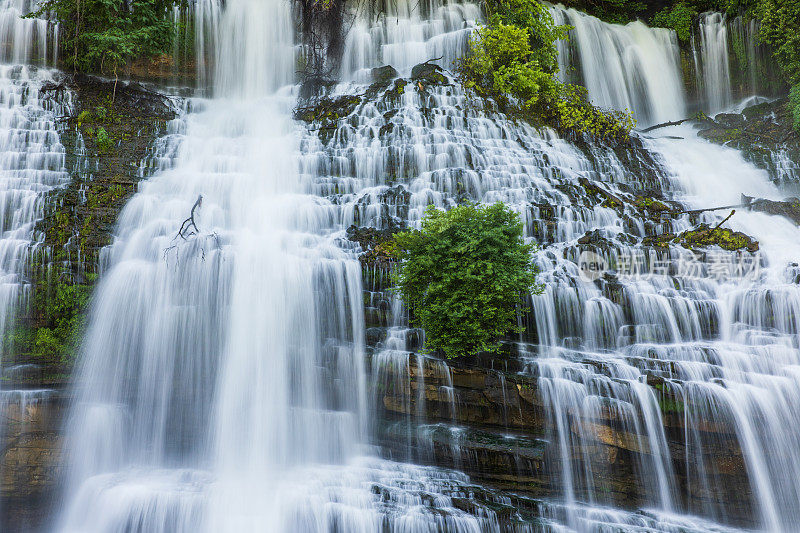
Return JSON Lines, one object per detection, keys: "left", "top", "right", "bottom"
{"left": 393, "top": 203, "right": 541, "bottom": 358}
{"left": 757, "top": 0, "right": 800, "bottom": 131}
{"left": 457, "top": 0, "right": 635, "bottom": 142}
{"left": 651, "top": 2, "right": 697, "bottom": 42}
{"left": 28, "top": 0, "right": 178, "bottom": 76}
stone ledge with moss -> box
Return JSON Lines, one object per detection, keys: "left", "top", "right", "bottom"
{"left": 2, "top": 74, "right": 177, "bottom": 383}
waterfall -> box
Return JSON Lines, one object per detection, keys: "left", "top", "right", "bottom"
{"left": 0, "top": 0, "right": 68, "bottom": 526}
{"left": 36, "top": 0, "right": 800, "bottom": 532}
{"left": 551, "top": 6, "right": 686, "bottom": 126}
{"left": 0, "top": 0, "right": 64, "bottom": 368}
{"left": 695, "top": 12, "right": 733, "bottom": 114}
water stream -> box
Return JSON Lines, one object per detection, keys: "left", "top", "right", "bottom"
{"left": 0, "top": 0, "right": 793, "bottom": 531}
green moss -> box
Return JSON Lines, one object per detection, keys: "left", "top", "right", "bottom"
{"left": 3, "top": 267, "right": 95, "bottom": 373}
{"left": 659, "top": 224, "right": 761, "bottom": 252}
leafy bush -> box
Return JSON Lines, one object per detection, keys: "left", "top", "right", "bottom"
{"left": 484, "top": 0, "right": 564, "bottom": 74}
{"left": 651, "top": 2, "right": 697, "bottom": 42}
{"left": 3, "top": 271, "right": 94, "bottom": 368}
{"left": 457, "top": 0, "right": 635, "bottom": 142}
{"left": 791, "top": 84, "right": 800, "bottom": 132}
{"left": 29, "top": 0, "right": 178, "bottom": 74}
{"left": 541, "top": 84, "right": 636, "bottom": 142}
{"left": 459, "top": 22, "right": 556, "bottom": 110}
{"left": 393, "top": 203, "right": 541, "bottom": 358}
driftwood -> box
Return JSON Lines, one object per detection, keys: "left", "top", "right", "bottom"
{"left": 672, "top": 203, "right": 745, "bottom": 216}
{"left": 641, "top": 119, "right": 690, "bottom": 133}
{"left": 709, "top": 209, "right": 735, "bottom": 236}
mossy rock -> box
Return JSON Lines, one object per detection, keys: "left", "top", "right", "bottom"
{"left": 294, "top": 95, "right": 361, "bottom": 125}
{"left": 346, "top": 223, "right": 404, "bottom": 269}
{"left": 371, "top": 65, "right": 399, "bottom": 87}
{"left": 746, "top": 195, "right": 800, "bottom": 225}
{"left": 411, "top": 62, "right": 448, "bottom": 86}
{"left": 384, "top": 79, "right": 408, "bottom": 101}
{"left": 678, "top": 225, "right": 758, "bottom": 252}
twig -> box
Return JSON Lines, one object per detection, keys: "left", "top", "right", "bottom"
{"left": 712, "top": 209, "right": 735, "bottom": 232}
{"left": 672, "top": 203, "right": 745, "bottom": 215}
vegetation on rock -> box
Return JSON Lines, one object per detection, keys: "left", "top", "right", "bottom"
{"left": 457, "top": 0, "right": 635, "bottom": 142}
{"left": 756, "top": 0, "right": 800, "bottom": 130}
{"left": 393, "top": 203, "right": 541, "bottom": 358}
{"left": 651, "top": 2, "right": 697, "bottom": 42}
{"left": 3, "top": 268, "right": 95, "bottom": 373}
{"left": 28, "top": 0, "right": 179, "bottom": 75}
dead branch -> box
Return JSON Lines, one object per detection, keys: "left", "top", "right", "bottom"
{"left": 640, "top": 118, "right": 690, "bottom": 133}
{"left": 176, "top": 195, "right": 203, "bottom": 240}
{"left": 163, "top": 196, "right": 222, "bottom": 264}
{"left": 672, "top": 203, "right": 745, "bottom": 215}
{"left": 711, "top": 209, "right": 735, "bottom": 233}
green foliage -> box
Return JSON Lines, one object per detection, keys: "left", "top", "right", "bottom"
{"left": 29, "top": 0, "right": 179, "bottom": 74}
{"left": 790, "top": 84, "right": 800, "bottom": 132}
{"left": 758, "top": 0, "right": 800, "bottom": 86}
{"left": 3, "top": 270, "right": 95, "bottom": 368}
{"left": 484, "top": 0, "right": 566, "bottom": 74}
{"left": 579, "top": 0, "right": 647, "bottom": 24}
{"left": 651, "top": 2, "right": 697, "bottom": 42}
{"left": 393, "top": 203, "right": 541, "bottom": 358}
{"left": 541, "top": 84, "right": 636, "bottom": 142}
{"left": 95, "top": 126, "right": 114, "bottom": 153}
{"left": 458, "top": 0, "right": 634, "bottom": 142}
{"left": 459, "top": 22, "right": 555, "bottom": 110}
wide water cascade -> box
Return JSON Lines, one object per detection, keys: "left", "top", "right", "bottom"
{"left": 30, "top": 1, "right": 800, "bottom": 533}
{"left": 0, "top": 1, "right": 69, "bottom": 525}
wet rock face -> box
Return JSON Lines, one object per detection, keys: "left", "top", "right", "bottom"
{"left": 37, "top": 73, "right": 177, "bottom": 273}
{"left": 745, "top": 195, "right": 800, "bottom": 225}
{"left": 0, "top": 394, "right": 65, "bottom": 533}
{"left": 697, "top": 98, "right": 800, "bottom": 185}
{"left": 374, "top": 354, "right": 755, "bottom": 521}
{"left": 410, "top": 62, "right": 448, "bottom": 87}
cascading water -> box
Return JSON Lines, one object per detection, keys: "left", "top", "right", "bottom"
{"left": 0, "top": 2, "right": 68, "bottom": 525}
{"left": 56, "top": 0, "right": 529, "bottom": 531}
{"left": 34, "top": 0, "right": 800, "bottom": 532}
{"left": 550, "top": 6, "right": 686, "bottom": 126}
{"left": 695, "top": 12, "right": 733, "bottom": 114}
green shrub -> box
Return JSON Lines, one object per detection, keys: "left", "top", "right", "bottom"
{"left": 540, "top": 84, "right": 636, "bottom": 142}
{"left": 3, "top": 271, "right": 95, "bottom": 368}
{"left": 459, "top": 22, "right": 555, "bottom": 110}
{"left": 484, "top": 0, "right": 564, "bottom": 74}
{"left": 790, "top": 84, "right": 800, "bottom": 131}
{"left": 393, "top": 203, "right": 541, "bottom": 358}
{"left": 651, "top": 2, "right": 697, "bottom": 42}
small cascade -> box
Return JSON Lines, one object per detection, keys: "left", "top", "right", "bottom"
{"left": 551, "top": 5, "right": 686, "bottom": 126}
{"left": 0, "top": 0, "right": 66, "bottom": 364}
{"left": 341, "top": 0, "right": 479, "bottom": 79}
{"left": 728, "top": 16, "right": 765, "bottom": 97}
{"left": 172, "top": 0, "right": 221, "bottom": 90}
{"left": 694, "top": 12, "right": 733, "bottom": 114}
